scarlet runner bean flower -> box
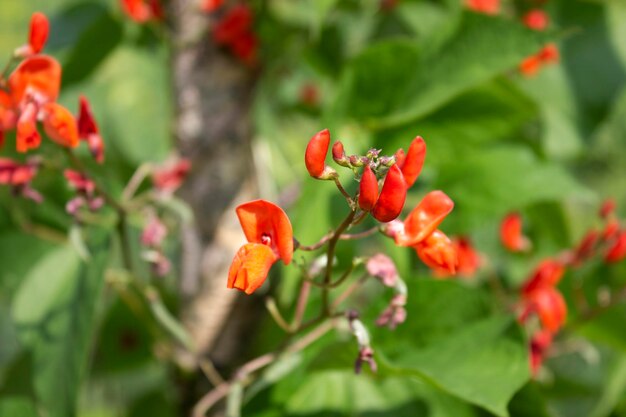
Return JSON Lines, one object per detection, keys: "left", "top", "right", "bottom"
{"left": 0, "top": 157, "right": 41, "bottom": 202}
{"left": 523, "top": 9, "right": 549, "bottom": 31}
{"left": 15, "top": 12, "right": 49, "bottom": 57}
{"left": 605, "top": 231, "right": 626, "bottom": 263}
{"left": 438, "top": 236, "right": 480, "bottom": 278}
{"left": 77, "top": 96, "right": 105, "bottom": 163}
{"left": 305, "top": 129, "right": 336, "bottom": 179}
{"left": 530, "top": 329, "right": 553, "bottom": 375}
{"left": 500, "top": 212, "right": 531, "bottom": 252}
{"left": 200, "top": 0, "right": 225, "bottom": 13}
{"left": 152, "top": 158, "right": 192, "bottom": 194}
{"left": 465, "top": 0, "right": 500, "bottom": 15}
{"left": 121, "top": 0, "right": 164, "bottom": 23}
{"left": 520, "top": 43, "right": 560, "bottom": 77}
{"left": 228, "top": 200, "right": 293, "bottom": 294}
{"left": 394, "top": 136, "right": 426, "bottom": 189}
{"left": 371, "top": 164, "right": 407, "bottom": 223}
{"left": 521, "top": 259, "right": 564, "bottom": 296}
{"left": 414, "top": 230, "right": 458, "bottom": 274}
{"left": 212, "top": 4, "right": 258, "bottom": 66}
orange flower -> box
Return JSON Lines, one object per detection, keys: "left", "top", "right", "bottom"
{"left": 414, "top": 229, "right": 458, "bottom": 274}
{"left": 395, "top": 136, "right": 426, "bottom": 188}
{"left": 9, "top": 55, "right": 61, "bottom": 106}
{"left": 522, "top": 9, "right": 549, "bottom": 31}
{"left": 28, "top": 12, "right": 49, "bottom": 54}
{"left": 372, "top": 164, "right": 407, "bottom": 222}
{"left": 393, "top": 190, "right": 454, "bottom": 246}
{"left": 121, "top": 0, "right": 163, "bottom": 23}
{"left": 41, "top": 102, "right": 79, "bottom": 148}
{"left": 228, "top": 200, "right": 293, "bottom": 294}
{"left": 78, "top": 96, "right": 105, "bottom": 163}
{"left": 500, "top": 212, "right": 530, "bottom": 252}
{"left": 305, "top": 129, "right": 331, "bottom": 178}
{"left": 465, "top": 0, "right": 500, "bottom": 15}
{"left": 526, "top": 287, "right": 567, "bottom": 332}
{"left": 521, "top": 259, "right": 564, "bottom": 296}
{"left": 358, "top": 165, "right": 378, "bottom": 212}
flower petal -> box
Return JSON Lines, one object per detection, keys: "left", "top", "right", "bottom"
{"left": 227, "top": 243, "right": 278, "bottom": 295}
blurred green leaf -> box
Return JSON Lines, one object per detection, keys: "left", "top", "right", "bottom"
{"left": 11, "top": 242, "right": 109, "bottom": 417}
{"left": 0, "top": 397, "right": 39, "bottom": 417}
{"left": 340, "top": 12, "right": 550, "bottom": 128}
{"left": 388, "top": 316, "right": 529, "bottom": 417}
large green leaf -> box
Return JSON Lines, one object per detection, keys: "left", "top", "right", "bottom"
{"left": 387, "top": 316, "right": 530, "bottom": 417}
{"left": 340, "top": 12, "right": 550, "bottom": 128}
{"left": 0, "top": 397, "right": 39, "bottom": 417}
{"left": 11, "top": 243, "right": 109, "bottom": 417}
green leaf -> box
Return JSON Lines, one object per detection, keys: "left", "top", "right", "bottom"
{"left": 340, "top": 12, "right": 550, "bottom": 128}
{"left": 62, "top": 10, "right": 124, "bottom": 87}
{"left": 387, "top": 316, "right": 530, "bottom": 417}
{"left": 11, "top": 243, "right": 109, "bottom": 417}
{"left": 436, "top": 147, "right": 594, "bottom": 232}
{"left": 0, "top": 397, "right": 39, "bottom": 417}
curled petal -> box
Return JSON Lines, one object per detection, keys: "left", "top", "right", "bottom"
{"left": 372, "top": 164, "right": 406, "bottom": 223}
{"left": 305, "top": 129, "right": 330, "bottom": 178}
{"left": 9, "top": 55, "right": 61, "bottom": 105}
{"left": 228, "top": 243, "right": 278, "bottom": 295}
{"left": 400, "top": 136, "right": 426, "bottom": 188}
{"left": 414, "top": 230, "right": 458, "bottom": 274}
{"left": 522, "top": 259, "right": 565, "bottom": 296}
{"left": 236, "top": 199, "right": 293, "bottom": 264}
{"left": 42, "top": 103, "right": 79, "bottom": 148}
{"left": 358, "top": 165, "right": 378, "bottom": 212}
{"left": 28, "top": 12, "right": 49, "bottom": 54}
{"left": 500, "top": 212, "right": 530, "bottom": 252}
{"left": 397, "top": 190, "right": 454, "bottom": 246}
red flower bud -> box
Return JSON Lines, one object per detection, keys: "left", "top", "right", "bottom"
{"left": 527, "top": 287, "right": 567, "bottom": 332}
{"left": 372, "top": 164, "right": 406, "bottom": 223}
{"left": 305, "top": 129, "right": 330, "bottom": 178}
{"left": 26, "top": 12, "right": 49, "bottom": 55}
{"left": 600, "top": 198, "right": 616, "bottom": 219}
{"left": 78, "top": 96, "right": 105, "bottom": 163}
{"left": 358, "top": 165, "right": 379, "bottom": 212}
{"left": 538, "top": 43, "right": 559, "bottom": 64}
{"left": 519, "top": 55, "right": 542, "bottom": 77}
{"left": 414, "top": 229, "right": 458, "bottom": 274}
{"left": 42, "top": 103, "right": 80, "bottom": 148}
{"left": 396, "top": 190, "right": 454, "bottom": 246}
{"left": 521, "top": 259, "right": 564, "bottom": 296}
{"left": 605, "top": 231, "right": 626, "bottom": 263}
{"left": 523, "top": 9, "right": 549, "bottom": 31}
{"left": 394, "top": 148, "right": 406, "bottom": 169}
{"left": 400, "top": 136, "right": 426, "bottom": 188}
{"left": 500, "top": 212, "right": 530, "bottom": 252}
{"left": 465, "top": 0, "right": 500, "bottom": 15}
{"left": 332, "top": 141, "right": 349, "bottom": 166}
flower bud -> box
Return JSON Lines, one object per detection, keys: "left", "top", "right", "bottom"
{"left": 372, "top": 164, "right": 407, "bottom": 223}
{"left": 400, "top": 136, "right": 426, "bottom": 188}
{"left": 358, "top": 165, "right": 378, "bottom": 212}
{"left": 500, "top": 212, "right": 531, "bottom": 252}
{"left": 349, "top": 155, "right": 367, "bottom": 167}
{"left": 332, "top": 141, "right": 350, "bottom": 167}
{"left": 394, "top": 148, "right": 406, "bottom": 169}
{"left": 305, "top": 129, "right": 330, "bottom": 178}
{"left": 28, "top": 12, "right": 49, "bottom": 54}
{"left": 523, "top": 9, "right": 549, "bottom": 31}
{"left": 378, "top": 156, "right": 396, "bottom": 167}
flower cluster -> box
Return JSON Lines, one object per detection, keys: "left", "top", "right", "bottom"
{"left": 503, "top": 200, "right": 626, "bottom": 374}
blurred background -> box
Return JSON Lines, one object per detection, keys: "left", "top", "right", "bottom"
{"left": 1, "top": 0, "right": 626, "bottom": 416}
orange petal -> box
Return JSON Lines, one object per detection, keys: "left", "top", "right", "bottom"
{"left": 236, "top": 200, "right": 293, "bottom": 264}
{"left": 372, "top": 164, "right": 406, "bottom": 223}
{"left": 8, "top": 55, "right": 61, "bottom": 105}
{"left": 414, "top": 229, "right": 458, "bottom": 274}
{"left": 227, "top": 243, "right": 278, "bottom": 294}
{"left": 358, "top": 165, "right": 379, "bottom": 212}
{"left": 522, "top": 259, "right": 565, "bottom": 296}
{"left": 400, "top": 136, "right": 426, "bottom": 188}
{"left": 500, "top": 212, "right": 530, "bottom": 252}
{"left": 530, "top": 287, "right": 567, "bottom": 332}
{"left": 305, "top": 129, "right": 330, "bottom": 178}
{"left": 399, "top": 190, "right": 454, "bottom": 246}
{"left": 16, "top": 102, "right": 41, "bottom": 153}
{"left": 42, "top": 103, "right": 79, "bottom": 148}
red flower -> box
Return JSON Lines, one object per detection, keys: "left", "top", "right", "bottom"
{"left": 358, "top": 165, "right": 379, "bottom": 212}
{"left": 64, "top": 169, "right": 96, "bottom": 196}
{"left": 572, "top": 230, "right": 599, "bottom": 265}
{"left": 521, "top": 259, "right": 564, "bottom": 296}
{"left": 121, "top": 0, "right": 163, "bottom": 23}
{"left": 525, "top": 286, "right": 567, "bottom": 332}
{"left": 0, "top": 158, "right": 37, "bottom": 186}
{"left": 414, "top": 229, "right": 458, "bottom": 274}
{"left": 372, "top": 164, "right": 407, "bottom": 223}
{"left": 465, "top": 0, "right": 500, "bottom": 14}
{"left": 520, "top": 43, "right": 559, "bottom": 77}
{"left": 332, "top": 141, "right": 349, "bottom": 166}
{"left": 228, "top": 200, "right": 293, "bottom": 294}
{"left": 605, "top": 230, "right": 626, "bottom": 263}
{"left": 78, "top": 96, "right": 105, "bottom": 163}
{"left": 15, "top": 12, "right": 49, "bottom": 57}
{"left": 231, "top": 32, "right": 258, "bottom": 65}
{"left": 454, "top": 237, "right": 481, "bottom": 278}
{"left": 523, "top": 9, "right": 549, "bottom": 31}
{"left": 391, "top": 190, "right": 455, "bottom": 246}
{"left": 41, "top": 102, "right": 80, "bottom": 148}
{"left": 213, "top": 5, "right": 253, "bottom": 45}
{"left": 9, "top": 55, "right": 61, "bottom": 106}
{"left": 152, "top": 158, "right": 192, "bottom": 193}
{"left": 201, "top": 0, "right": 225, "bottom": 13}
{"left": 600, "top": 198, "right": 616, "bottom": 219}
{"left": 603, "top": 220, "right": 620, "bottom": 241}
{"left": 305, "top": 129, "right": 332, "bottom": 179}
{"left": 500, "top": 212, "right": 530, "bottom": 252}
{"left": 395, "top": 136, "right": 426, "bottom": 188}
